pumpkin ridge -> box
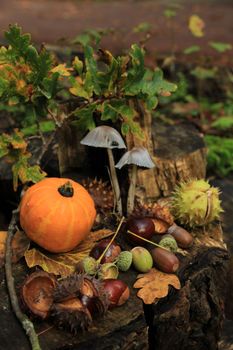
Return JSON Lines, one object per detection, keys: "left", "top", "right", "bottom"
{"left": 76, "top": 197, "right": 95, "bottom": 229}
{"left": 29, "top": 201, "right": 61, "bottom": 248}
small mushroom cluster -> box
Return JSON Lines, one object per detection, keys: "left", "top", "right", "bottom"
{"left": 80, "top": 126, "right": 155, "bottom": 217}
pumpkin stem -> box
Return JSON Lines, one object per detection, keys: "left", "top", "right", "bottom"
{"left": 58, "top": 181, "right": 74, "bottom": 197}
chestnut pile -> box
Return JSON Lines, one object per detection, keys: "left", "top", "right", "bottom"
{"left": 20, "top": 270, "right": 130, "bottom": 334}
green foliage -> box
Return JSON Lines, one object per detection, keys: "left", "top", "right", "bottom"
{"left": 69, "top": 43, "right": 177, "bottom": 136}
{"left": 71, "top": 28, "right": 111, "bottom": 47}
{"left": 211, "top": 116, "right": 233, "bottom": 131}
{"left": 0, "top": 130, "right": 46, "bottom": 190}
{"left": 164, "top": 9, "right": 177, "bottom": 18}
{"left": 183, "top": 45, "right": 201, "bottom": 54}
{"left": 208, "top": 41, "right": 232, "bottom": 53}
{"left": 0, "top": 25, "right": 177, "bottom": 189}
{"left": 190, "top": 66, "right": 217, "bottom": 80}
{"left": 0, "top": 24, "right": 63, "bottom": 129}
{"left": 205, "top": 135, "right": 233, "bottom": 177}
{"left": 133, "top": 22, "right": 151, "bottom": 33}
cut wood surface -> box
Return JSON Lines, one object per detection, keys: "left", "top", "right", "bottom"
{"left": 126, "top": 109, "right": 207, "bottom": 200}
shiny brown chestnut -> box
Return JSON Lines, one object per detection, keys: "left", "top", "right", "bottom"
{"left": 125, "top": 217, "right": 155, "bottom": 245}
{"left": 89, "top": 239, "right": 121, "bottom": 263}
{"left": 102, "top": 279, "right": 130, "bottom": 309}
{"left": 80, "top": 294, "right": 107, "bottom": 316}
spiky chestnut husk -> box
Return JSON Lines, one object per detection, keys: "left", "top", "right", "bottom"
{"left": 159, "top": 234, "right": 178, "bottom": 253}
{"left": 132, "top": 200, "right": 174, "bottom": 226}
{"left": 171, "top": 179, "right": 223, "bottom": 227}
{"left": 51, "top": 275, "right": 108, "bottom": 333}
{"left": 53, "top": 273, "right": 84, "bottom": 302}
{"left": 20, "top": 271, "right": 57, "bottom": 319}
{"left": 51, "top": 297, "right": 92, "bottom": 334}
{"left": 82, "top": 178, "right": 114, "bottom": 213}
{"left": 116, "top": 251, "right": 133, "bottom": 272}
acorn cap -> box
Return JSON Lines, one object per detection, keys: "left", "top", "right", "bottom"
{"left": 80, "top": 126, "right": 126, "bottom": 149}
{"left": 115, "top": 147, "right": 155, "bottom": 169}
{"left": 116, "top": 251, "right": 133, "bottom": 272}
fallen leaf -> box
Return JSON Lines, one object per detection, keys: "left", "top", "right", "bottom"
{"left": 0, "top": 231, "right": 30, "bottom": 267}
{"left": 189, "top": 15, "right": 205, "bottom": 37}
{"left": 133, "top": 267, "right": 181, "bottom": 304}
{"left": 24, "top": 248, "right": 74, "bottom": 276}
{"left": 11, "top": 231, "right": 30, "bottom": 263}
{"left": 24, "top": 229, "right": 113, "bottom": 276}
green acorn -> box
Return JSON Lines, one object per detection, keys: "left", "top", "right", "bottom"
{"left": 82, "top": 257, "right": 99, "bottom": 275}
{"left": 159, "top": 235, "right": 178, "bottom": 253}
{"left": 116, "top": 251, "right": 133, "bottom": 272}
{"left": 172, "top": 179, "right": 223, "bottom": 227}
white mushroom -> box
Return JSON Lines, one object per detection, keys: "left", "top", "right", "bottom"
{"left": 115, "top": 146, "right": 155, "bottom": 215}
{"left": 80, "top": 126, "right": 126, "bottom": 216}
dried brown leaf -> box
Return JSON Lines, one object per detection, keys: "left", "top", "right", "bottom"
{"left": 24, "top": 229, "right": 113, "bottom": 276}
{"left": 152, "top": 219, "right": 169, "bottom": 234}
{"left": 24, "top": 248, "right": 74, "bottom": 277}
{"left": 133, "top": 267, "right": 181, "bottom": 304}
{"left": 0, "top": 230, "right": 30, "bottom": 268}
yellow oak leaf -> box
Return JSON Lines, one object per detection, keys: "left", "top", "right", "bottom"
{"left": 24, "top": 229, "right": 113, "bottom": 276}
{"left": 133, "top": 267, "right": 181, "bottom": 304}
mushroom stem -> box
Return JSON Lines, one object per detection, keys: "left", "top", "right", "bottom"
{"left": 127, "top": 164, "right": 137, "bottom": 216}
{"left": 107, "top": 148, "right": 122, "bottom": 216}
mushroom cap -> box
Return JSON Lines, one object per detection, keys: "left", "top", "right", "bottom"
{"left": 80, "top": 126, "right": 126, "bottom": 149}
{"left": 115, "top": 147, "right": 155, "bottom": 169}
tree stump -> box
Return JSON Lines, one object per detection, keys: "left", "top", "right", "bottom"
{"left": 144, "top": 226, "right": 229, "bottom": 350}
{"left": 126, "top": 109, "right": 207, "bottom": 200}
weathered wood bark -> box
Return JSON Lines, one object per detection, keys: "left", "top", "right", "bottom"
{"left": 126, "top": 107, "right": 207, "bottom": 200}
{"left": 57, "top": 122, "right": 87, "bottom": 175}
{"left": 144, "top": 228, "right": 229, "bottom": 350}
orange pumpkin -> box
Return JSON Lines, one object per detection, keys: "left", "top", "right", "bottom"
{"left": 20, "top": 178, "right": 96, "bottom": 253}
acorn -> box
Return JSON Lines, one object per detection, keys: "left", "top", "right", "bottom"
{"left": 159, "top": 234, "right": 178, "bottom": 253}
{"left": 77, "top": 256, "right": 99, "bottom": 275}
{"left": 90, "top": 239, "right": 121, "bottom": 263}
{"left": 116, "top": 251, "right": 133, "bottom": 272}
{"left": 98, "top": 263, "right": 119, "bottom": 280}
{"left": 131, "top": 246, "right": 153, "bottom": 273}
{"left": 168, "top": 223, "right": 193, "bottom": 249}
{"left": 102, "top": 279, "right": 130, "bottom": 309}
{"left": 150, "top": 247, "right": 179, "bottom": 273}
{"left": 125, "top": 217, "right": 155, "bottom": 245}
{"left": 20, "top": 271, "right": 57, "bottom": 319}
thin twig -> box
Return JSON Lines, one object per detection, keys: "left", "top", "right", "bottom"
{"left": 5, "top": 208, "right": 42, "bottom": 350}
{"left": 36, "top": 131, "right": 56, "bottom": 165}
